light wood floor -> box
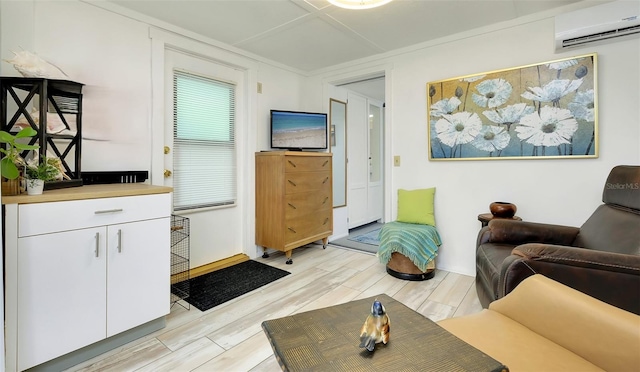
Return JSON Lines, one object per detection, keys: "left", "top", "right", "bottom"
{"left": 66, "top": 244, "right": 483, "bottom": 372}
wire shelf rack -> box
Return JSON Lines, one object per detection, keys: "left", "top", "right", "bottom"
{"left": 171, "top": 214, "right": 190, "bottom": 309}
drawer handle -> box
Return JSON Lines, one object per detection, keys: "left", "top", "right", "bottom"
{"left": 287, "top": 179, "right": 297, "bottom": 187}
{"left": 117, "top": 229, "right": 123, "bottom": 253}
{"left": 322, "top": 160, "right": 329, "bottom": 167}
{"left": 322, "top": 197, "right": 329, "bottom": 204}
{"left": 323, "top": 218, "right": 329, "bottom": 225}
{"left": 288, "top": 160, "right": 297, "bottom": 168}
{"left": 288, "top": 227, "right": 297, "bottom": 233}
{"left": 95, "top": 208, "right": 124, "bottom": 214}
{"left": 322, "top": 177, "right": 329, "bottom": 184}
{"left": 287, "top": 203, "right": 297, "bottom": 209}
{"left": 95, "top": 232, "right": 100, "bottom": 257}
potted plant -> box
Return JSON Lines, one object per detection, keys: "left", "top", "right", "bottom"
{"left": 25, "top": 156, "right": 61, "bottom": 195}
{"left": 0, "top": 127, "right": 39, "bottom": 195}
{"left": 0, "top": 127, "right": 39, "bottom": 179}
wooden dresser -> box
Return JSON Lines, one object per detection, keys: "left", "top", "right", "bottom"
{"left": 255, "top": 151, "right": 333, "bottom": 264}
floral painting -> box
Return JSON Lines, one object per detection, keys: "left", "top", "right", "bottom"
{"left": 427, "top": 53, "right": 598, "bottom": 160}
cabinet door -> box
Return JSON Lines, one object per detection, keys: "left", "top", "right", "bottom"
{"left": 107, "top": 217, "right": 170, "bottom": 336}
{"left": 17, "top": 227, "right": 107, "bottom": 371}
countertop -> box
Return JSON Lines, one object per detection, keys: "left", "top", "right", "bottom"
{"left": 2, "top": 183, "right": 173, "bottom": 205}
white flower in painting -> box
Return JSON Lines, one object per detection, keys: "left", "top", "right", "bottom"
{"left": 430, "top": 97, "right": 462, "bottom": 117}
{"left": 435, "top": 112, "right": 482, "bottom": 147}
{"left": 429, "top": 117, "right": 438, "bottom": 141}
{"left": 568, "top": 89, "right": 595, "bottom": 122}
{"left": 460, "top": 75, "right": 486, "bottom": 83}
{"left": 483, "top": 103, "right": 535, "bottom": 126}
{"left": 515, "top": 106, "right": 578, "bottom": 147}
{"left": 472, "top": 125, "right": 511, "bottom": 152}
{"left": 521, "top": 79, "right": 583, "bottom": 103}
{"left": 472, "top": 78, "right": 512, "bottom": 108}
{"left": 546, "top": 59, "right": 578, "bottom": 70}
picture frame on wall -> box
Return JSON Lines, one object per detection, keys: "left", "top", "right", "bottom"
{"left": 427, "top": 53, "right": 598, "bottom": 160}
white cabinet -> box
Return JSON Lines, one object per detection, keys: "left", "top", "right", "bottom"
{"left": 17, "top": 228, "right": 107, "bottom": 370}
{"left": 4, "top": 188, "right": 171, "bottom": 371}
{"left": 107, "top": 218, "right": 169, "bottom": 336}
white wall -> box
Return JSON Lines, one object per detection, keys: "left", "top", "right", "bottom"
{"left": 313, "top": 16, "right": 640, "bottom": 276}
{"left": 2, "top": 1, "right": 638, "bottom": 276}
{"left": 0, "top": 0, "right": 309, "bottom": 268}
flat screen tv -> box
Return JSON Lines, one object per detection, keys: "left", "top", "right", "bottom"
{"left": 270, "top": 110, "right": 327, "bottom": 150}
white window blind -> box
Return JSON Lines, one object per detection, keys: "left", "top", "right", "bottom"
{"left": 173, "top": 70, "right": 236, "bottom": 210}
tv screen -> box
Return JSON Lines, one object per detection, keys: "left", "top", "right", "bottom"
{"left": 271, "top": 110, "right": 327, "bottom": 150}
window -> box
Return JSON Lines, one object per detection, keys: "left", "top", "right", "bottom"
{"left": 172, "top": 70, "right": 236, "bottom": 210}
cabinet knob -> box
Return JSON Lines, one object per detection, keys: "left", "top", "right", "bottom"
{"left": 164, "top": 169, "right": 172, "bottom": 178}
{"left": 164, "top": 146, "right": 171, "bottom": 154}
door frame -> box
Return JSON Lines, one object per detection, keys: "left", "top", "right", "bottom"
{"left": 149, "top": 28, "right": 259, "bottom": 260}
{"left": 323, "top": 65, "right": 393, "bottom": 226}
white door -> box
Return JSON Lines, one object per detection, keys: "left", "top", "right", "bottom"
{"left": 347, "top": 93, "right": 368, "bottom": 228}
{"left": 347, "top": 92, "right": 384, "bottom": 228}
{"left": 163, "top": 48, "right": 245, "bottom": 266}
{"left": 17, "top": 228, "right": 106, "bottom": 371}
{"left": 106, "top": 217, "right": 170, "bottom": 337}
{"left": 368, "top": 101, "right": 384, "bottom": 220}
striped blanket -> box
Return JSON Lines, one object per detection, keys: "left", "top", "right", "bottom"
{"left": 377, "top": 221, "right": 441, "bottom": 272}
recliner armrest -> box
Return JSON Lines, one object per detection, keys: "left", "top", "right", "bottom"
{"left": 512, "top": 243, "right": 640, "bottom": 274}
{"left": 477, "top": 219, "right": 579, "bottom": 246}
{"left": 499, "top": 243, "right": 640, "bottom": 314}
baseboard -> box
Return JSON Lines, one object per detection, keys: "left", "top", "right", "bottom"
{"left": 329, "top": 232, "right": 349, "bottom": 241}
{"left": 189, "top": 254, "right": 250, "bottom": 279}
{"left": 27, "top": 317, "right": 165, "bottom": 371}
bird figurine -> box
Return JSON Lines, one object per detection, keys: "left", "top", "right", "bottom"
{"left": 359, "top": 299, "right": 390, "bottom": 352}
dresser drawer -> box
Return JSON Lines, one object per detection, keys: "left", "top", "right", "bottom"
{"left": 284, "top": 211, "right": 332, "bottom": 245}
{"left": 19, "top": 193, "right": 171, "bottom": 237}
{"left": 284, "top": 156, "right": 331, "bottom": 172}
{"left": 284, "top": 191, "right": 332, "bottom": 219}
{"left": 285, "top": 171, "right": 331, "bottom": 194}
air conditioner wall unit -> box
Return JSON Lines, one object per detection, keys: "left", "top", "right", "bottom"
{"left": 555, "top": 1, "right": 640, "bottom": 51}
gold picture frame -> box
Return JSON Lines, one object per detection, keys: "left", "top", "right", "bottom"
{"left": 427, "top": 53, "right": 598, "bottom": 160}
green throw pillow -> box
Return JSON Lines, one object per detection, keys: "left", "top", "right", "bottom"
{"left": 397, "top": 188, "right": 436, "bottom": 226}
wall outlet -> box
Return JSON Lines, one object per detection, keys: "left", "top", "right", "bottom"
{"left": 394, "top": 156, "right": 401, "bottom": 167}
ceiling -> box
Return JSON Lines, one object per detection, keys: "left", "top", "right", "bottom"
{"left": 108, "top": 0, "right": 599, "bottom": 74}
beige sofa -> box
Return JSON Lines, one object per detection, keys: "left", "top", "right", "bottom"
{"left": 438, "top": 274, "right": 640, "bottom": 371}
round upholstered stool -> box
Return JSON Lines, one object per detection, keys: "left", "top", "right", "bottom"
{"left": 386, "top": 252, "right": 436, "bottom": 281}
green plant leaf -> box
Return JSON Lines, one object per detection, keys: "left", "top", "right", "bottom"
{"left": 0, "top": 131, "right": 14, "bottom": 143}
{"left": 14, "top": 143, "right": 40, "bottom": 151}
{"left": 16, "top": 127, "right": 38, "bottom": 138}
{"left": 1, "top": 157, "right": 19, "bottom": 180}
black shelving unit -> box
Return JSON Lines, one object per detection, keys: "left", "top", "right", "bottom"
{"left": 171, "top": 214, "right": 190, "bottom": 309}
{"left": 0, "top": 77, "right": 84, "bottom": 190}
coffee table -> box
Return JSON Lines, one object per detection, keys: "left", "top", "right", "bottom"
{"left": 262, "top": 294, "right": 508, "bottom": 371}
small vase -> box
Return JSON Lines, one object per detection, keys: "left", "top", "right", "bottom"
{"left": 489, "top": 202, "right": 517, "bottom": 218}
{"left": 26, "top": 179, "right": 45, "bottom": 195}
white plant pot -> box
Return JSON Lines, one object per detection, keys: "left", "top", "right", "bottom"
{"left": 26, "top": 179, "right": 45, "bottom": 195}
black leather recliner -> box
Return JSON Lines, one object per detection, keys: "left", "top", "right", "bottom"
{"left": 475, "top": 165, "right": 640, "bottom": 314}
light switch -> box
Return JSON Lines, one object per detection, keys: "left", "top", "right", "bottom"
{"left": 394, "top": 156, "right": 401, "bottom": 167}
